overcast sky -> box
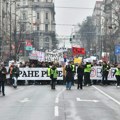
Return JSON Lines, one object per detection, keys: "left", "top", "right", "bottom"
{"left": 55, "top": 0, "right": 103, "bottom": 36}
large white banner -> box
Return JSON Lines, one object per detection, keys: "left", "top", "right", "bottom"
{"left": 16, "top": 66, "right": 116, "bottom": 81}
{"left": 90, "top": 66, "right": 116, "bottom": 81}
{"left": 18, "top": 68, "right": 63, "bottom": 80}
{"left": 45, "top": 52, "right": 63, "bottom": 62}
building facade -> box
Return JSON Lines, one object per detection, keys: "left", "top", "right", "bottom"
{"left": 14, "top": 0, "right": 56, "bottom": 53}
{"left": 92, "top": 1, "right": 103, "bottom": 58}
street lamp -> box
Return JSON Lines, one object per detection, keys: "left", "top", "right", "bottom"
{"left": 9, "top": 0, "right": 17, "bottom": 60}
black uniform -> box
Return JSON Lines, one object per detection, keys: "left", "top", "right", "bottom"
{"left": 65, "top": 64, "right": 73, "bottom": 90}
{"left": 0, "top": 66, "right": 7, "bottom": 96}
{"left": 101, "top": 62, "right": 110, "bottom": 85}
{"left": 77, "top": 65, "right": 84, "bottom": 89}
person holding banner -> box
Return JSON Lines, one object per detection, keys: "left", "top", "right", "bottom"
{"left": 77, "top": 64, "right": 84, "bottom": 89}
{"left": 65, "top": 62, "right": 73, "bottom": 90}
{"left": 12, "top": 64, "right": 20, "bottom": 88}
{"left": 71, "top": 61, "right": 76, "bottom": 86}
{"left": 113, "top": 65, "right": 120, "bottom": 87}
{"left": 84, "top": 62, "right": 92, "bottom": 86}
{"left": 0, "top": 63, "right": 7, "bottom": 96}
{"left": 50, "top": 64, "right": 58, "bottom": 89}
{"left": 101, "top": 61, "right": 110, "bottom": 85}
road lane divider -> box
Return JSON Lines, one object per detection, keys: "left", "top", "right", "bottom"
{"left": 55, "top": 98, "right": 59, "bottom": 104}
{"left": 55, "top": 88, "right": 65, "bottom": 104}
{"left": 55, "top": 106, "right": 59, "bottom": 117}
{"left": 93, "top": 86, "right": 120, "bottom": 105}
{"left": 20, "top": 98, "right": 30, "bottom": 103}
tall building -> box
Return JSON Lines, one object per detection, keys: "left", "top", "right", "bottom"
{"left": 14, "top": 0, "right": 56, "bottom": 53}
{"left": 0, "top": 0, "right": 9, "bottom": 60}
{"left": 92, "top": 1, "right": 103, "bottom": 58}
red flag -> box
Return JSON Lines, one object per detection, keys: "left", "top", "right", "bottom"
{"left": 72, "top": 47, "right": 85, "bottom": 56}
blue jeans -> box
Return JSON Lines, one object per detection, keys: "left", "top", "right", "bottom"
{"left": 66, "top": 81, "right": 72, "bottom": 89}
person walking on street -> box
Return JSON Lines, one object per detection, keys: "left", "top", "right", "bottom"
{"left": 113, "top": 64, "right": 120, "bottom": 87}
{"left": 84, "top": 62, "right": 92, "bottom": 86}
{"left": 101, "top": 61, "right": 110, "bottom": 85}
{"left": 0, "top": 63, "right": 7, "bottom": 96}
{"left": 71, "top": 61, "right": 76, "bottom": 86}
{"left": 77, "top": 63, "right": 84, "bottom": 89}
{"left": 12, "top": 64, "right": 20, "bottom": 88}
{"left": 65, "top": 62, "right": 73, "bottom": 90}
{"left": 50, "top": 64, "right": 58, "bottom": 89}
{"left": 8, "top": 63, "right": 14, "bottom": 85}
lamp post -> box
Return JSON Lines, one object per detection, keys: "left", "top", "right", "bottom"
{"left": 9, "top": 0, "right": 12, "bottom": 59}
{"left": 9, "top": 0, "right": 17, "bottom": 60}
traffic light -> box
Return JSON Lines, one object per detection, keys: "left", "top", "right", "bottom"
{"left": 70, "top": 38, "right": 72, "bottom": 41}
{"left": 73, "top": 35, "right": 75, "bottom": 39}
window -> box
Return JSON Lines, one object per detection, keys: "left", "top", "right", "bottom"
{"left": 21, "top": 24, "right": 26, "bottom": 31}
{"left": 23, "top": 12, "right": 26, "bottom": 20}
{"left": 23, "top": 0, "right": 26, "bottom": 4}
{"left": 37, "top": 13, "right": 39, "bottom": 19}
{"left": 45, "top": 37, "right": 49, "bottom": 42}
{"left": 45, "top": 24, "right": 48, "bottom": 31}
{"left": 46, "top": 13, "right": 48, "bottom": 19}
{"left": 44, "top": 43, "right": 49, "bottom": 49}
{"left": 37, "top": 26, "right": 39, "bottom": 31}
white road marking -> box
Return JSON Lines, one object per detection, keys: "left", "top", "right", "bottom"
{"left": 76, "top": 98, "right": 99, "bottom": 103}
{"left": 93, "top": 86, "right": 120, "bottom": 105}
{"left": 54, "top": 106, "right": 59, "bottom": 117}
{"left": 55, "top": 98, "right": 59, "bottom": 104}
{"left": 20, "top": 98, "right": 30, "bottom": 103}
{"left": 55, "top": 88, "right": 65, "bottom": 104}
{"left": 67, "top": 100, "right": 82, "bottom": 120}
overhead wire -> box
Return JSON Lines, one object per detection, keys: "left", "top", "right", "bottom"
{"left": 55, "top": 6, "right": 93, "bottom": 10}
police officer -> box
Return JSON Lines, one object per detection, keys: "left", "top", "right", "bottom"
{"left": 84, "top": 62, "right": 92, "bottom": 86}
{"left": 47, "top": 64, "right": 51, "bottom": 77}
{"left": 47, "top": 64, "right": 51, "bottom": 85}
{"left": 77, "top": 63, "right": 84, "bottom": 89}
{"left": 50, "top": 64, "right": 58, "bottom": 89}
{"left": 101, "top": 61, "right": 110, "bottom": 85}
{"left": 71, "top": 61, "right": 76, "bottom": 86}
{"left": 113, "top": 65, "right": 120, "bottom": 87}
{"left": 0, "top": 63, "right": 7, "bottom": 96}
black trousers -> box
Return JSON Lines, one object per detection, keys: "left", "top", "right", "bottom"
{"left": 102, "top": 72, "right": 109, "bottom": 85}
{"left": 84, "top": 72, "right": 91, "bottom": 86}
{"left": 72, "top": 73, "right": 75, "bottom": 85}
{"left": 77, "top": 75, "right": 83, "bottom": 89}
{"left": 0, "top": 81, "right": 5, "bottom": 95}
{"left": 51, "top": 78, "right": 56, "bottom": 89}
{"left": 115, "top": 75, "right": 120, "bottom": 86}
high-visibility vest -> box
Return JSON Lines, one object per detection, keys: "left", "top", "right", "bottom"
{"left": 47, "top": 68, "right": 51, "bottom": 77}
{"left": 84, "top": 64, "right": 91, "bottom": 73}
{"left": 51, "top": 69, "right": 58, "bottom": 78}
{"left": 115, "top": 68, "right": 120, "bottom": 76}
{"left": 72, "top": 65, "right": 75, "bottom": 72}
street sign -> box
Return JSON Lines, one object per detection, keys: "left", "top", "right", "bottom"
{"left": 115, "top": 45, "right": 120, "bottom": 55}
{"left": 25, "top": 46, "right": 33, "bottom": 51}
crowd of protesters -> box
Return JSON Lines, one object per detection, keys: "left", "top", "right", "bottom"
{"left": 0, "top": 59, "right": 120, "bottom": 96}
{"left": 19, "top": 61, "right": 62, "bottom": 68}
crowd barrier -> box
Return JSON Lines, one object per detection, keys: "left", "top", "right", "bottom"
{"left": 6, "top": 66, "right": 115, "bottom": 81}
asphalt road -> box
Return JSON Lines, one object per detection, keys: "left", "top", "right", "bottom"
{"left": 0, "top": 85, "right": 120, "bottom": 120}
